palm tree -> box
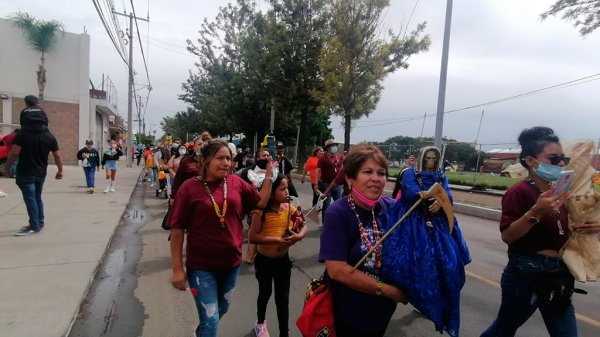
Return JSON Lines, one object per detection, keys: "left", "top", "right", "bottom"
{"left": 10, "top": 12, "right": 64, "bottom": 101}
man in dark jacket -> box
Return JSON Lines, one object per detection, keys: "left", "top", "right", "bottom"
{"left": 77, "top": 140, "right": 101, "bottom": 193}
{"left": 4, "top": 95, "right": 63, "bottom": 236}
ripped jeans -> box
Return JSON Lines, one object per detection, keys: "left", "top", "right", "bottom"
{"left": 187, "top": 266, "right": 241, "bottom": 337}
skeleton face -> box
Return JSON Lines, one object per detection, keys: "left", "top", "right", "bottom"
{"left": 424, "top": 150, "right": 438, "bottom": 170}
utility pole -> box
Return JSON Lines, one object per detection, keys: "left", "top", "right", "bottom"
{"left": 113, "top": 10, "right": 149, "bottom": 167}
{"left": 434, "top": 0, "right": 453, "bottom": 149}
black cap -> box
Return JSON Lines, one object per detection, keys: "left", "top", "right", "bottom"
{"left": 276, "top": 141, "right": 284, "bottom": 148}
{"left": 85, "top": 139, "right": 93, "bottom": 144}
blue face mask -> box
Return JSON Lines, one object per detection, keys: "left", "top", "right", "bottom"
{"left": 534, "top": 161, "right": 564, "bottom": 182}
{"left": 330, "top": 146, "right": 338, "bottom": 154}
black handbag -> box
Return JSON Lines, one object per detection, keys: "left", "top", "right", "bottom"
{"left": 523, "top": 266, "right": 586, "bottom": 313}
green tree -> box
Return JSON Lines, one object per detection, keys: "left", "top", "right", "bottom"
{"left": 542, "top": 0, "right": 600, "bottom": 36}
{"left": 316, "top": 0, "right": 430, "bottom": 150}
{"left": 9, "top": 12, "right": 64, "bottom": 101}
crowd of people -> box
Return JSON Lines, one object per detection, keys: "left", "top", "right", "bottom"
{"left": 4, "top": 99, "right": 600, "bottom": 337}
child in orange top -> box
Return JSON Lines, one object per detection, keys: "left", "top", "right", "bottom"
{"left": 249, "top": 174, "right": 308, "bottom": 337}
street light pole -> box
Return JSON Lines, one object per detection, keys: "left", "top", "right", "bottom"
{"left": 434, "top": 0, "right": 453, "bottom": 149}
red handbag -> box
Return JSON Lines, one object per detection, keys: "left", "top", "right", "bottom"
{"left": 296, "top": 272, "right": 336, "bottom": 337}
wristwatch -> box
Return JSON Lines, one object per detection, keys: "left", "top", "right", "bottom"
{"left": 526, "top": 212, "right": 541, "bottom": 225}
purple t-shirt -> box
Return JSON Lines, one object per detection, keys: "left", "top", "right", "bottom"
{"left": 319, "top": 196, "right": 397, "bottom": 334}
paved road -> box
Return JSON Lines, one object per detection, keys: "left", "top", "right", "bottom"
{"left": 71, "top": 175, "right": 600, "bottom": 337}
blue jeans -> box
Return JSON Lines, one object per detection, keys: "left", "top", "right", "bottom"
{"left": 480, "top": 253, "right": 577, "bottom": 337}
{"left": 10, "top": 158, "right": 18, "bottom": 178}
{"left": 147, "top": 167, "right": 156, "bottom": 184}
{"left": 83, "top": 166, "right": 96, "bottom": 188}
{"left": 319, "top": 181, "right": 342, "bottom": 226}
{"left": 16, "top": 175, "right": 45, "bottom": 231}
{"left": 187, "top": 266, "right": 241, "bottom": 337}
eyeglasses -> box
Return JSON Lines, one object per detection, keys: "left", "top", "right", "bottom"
{"left": 545, "top": 154, "right": 570, "bottom": 165}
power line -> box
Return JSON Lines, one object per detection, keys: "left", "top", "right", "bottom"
{"left": 130, "top": 0, "right": 151, "bottom": 88}
{"left": 91, "top": 0, "right": 128, "bottom": 65}
{"left": 347, "top": 72, "right": 600, "bottom": 128}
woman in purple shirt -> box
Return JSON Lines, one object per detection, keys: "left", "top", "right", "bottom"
{"left": 319, "top": 145, "right": 408, "bottom": 337}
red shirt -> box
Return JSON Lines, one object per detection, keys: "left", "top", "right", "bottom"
{"left": 171, "top": 155, "right": 201, "bottom": 198}
{"left": 170, "top": 174, "right": 260, "bottom": 271}
{"left": 500, "top": 180, "right": 570, "bottom": 254}
{"left": 3, "top": 132, "right": 16, "bottom": 149}
{"left": 317, "top": 152, "right": 342, "bottom": 183}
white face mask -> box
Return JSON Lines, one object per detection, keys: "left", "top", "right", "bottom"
{"left": 179, "top": 149, "right": 187, "bottom": 156}
{"left": 330, "top": 146, "right": 338, "bottom": 154}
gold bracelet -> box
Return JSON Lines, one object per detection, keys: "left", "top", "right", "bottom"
{"left": 375, "top": 280, "right": 383, "bottom": 296}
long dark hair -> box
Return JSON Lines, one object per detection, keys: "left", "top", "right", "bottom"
{"left": 518, "top": 127, "right": 560, "bottom": 168}
{"left": 262, "top": 173, "right": 289, "bottom": 222}
{"left": 200, "top": 139, "right": 231, "bottom": 178}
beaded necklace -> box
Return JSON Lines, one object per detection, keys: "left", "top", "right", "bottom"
{"left": 348, "top": 195, "right": 382, "bottom": 269}
{"left": 527, "top": 178, "right": 565, "bottom": 235}
{"left": 201, "top": 177, "right": 228, "bottom": 229}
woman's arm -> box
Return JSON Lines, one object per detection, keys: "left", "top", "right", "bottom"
{"left": 170, "top": 228, "right": 186, "bottom": 290}
{"left": 325, "top": 260, "right": 408, "bottom": 304}
{"left": 501, "top": 188, "right": 564, "bottom": 244}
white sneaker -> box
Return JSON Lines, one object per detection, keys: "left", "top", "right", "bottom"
{"left": 0, "top": 191, "right": 7, "bottom": 198}
{"left": 254, "top": 321, "right": 270, "bottom": 337}
{"left": 110, "top": 187, "right": 115, "bottom": 192}
{"left": 104, "top": 186, "right": 110, "bottom": 193}
{"left": 150, "top": 183, "right": 155, "bottom": 187}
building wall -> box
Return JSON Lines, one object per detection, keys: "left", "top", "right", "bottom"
{"left": 0, "top": 17, "right": 90, "bottom": 162}
{"left": 12, "top": 98, "right": 79, "bottom": 164}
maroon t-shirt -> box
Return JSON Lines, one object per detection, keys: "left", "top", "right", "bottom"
{"left": 500, "top": 180, "right": 570, "bottom": 254}
{"left": 317, "top": 152, "right": 342, "bottom": 183}
{"left": 171, "top": 155, "right": 201, "bottom": 198}
{"left": 170, "top": 174, "right": 260, "bottom": 271}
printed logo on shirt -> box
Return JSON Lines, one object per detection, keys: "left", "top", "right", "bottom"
{"left": 317, "top": 327, "right": 333, "bottom": 337}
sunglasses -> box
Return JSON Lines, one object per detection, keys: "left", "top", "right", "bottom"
{"left": 545, "top": 154, "right": 571, "bottom": 165}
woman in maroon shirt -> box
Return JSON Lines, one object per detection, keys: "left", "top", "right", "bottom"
{"left": 481, "top": 127, "right": 600, "bottom": 337}
{"left": 169, "top": 139, "right": 273, "bottom": 337}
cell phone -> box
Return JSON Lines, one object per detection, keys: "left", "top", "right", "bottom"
{"left": 266, "top": 136, "right": 277, "bottom": 158}
{"left": 553, "top": 170, "right": 575, "bottom": 195}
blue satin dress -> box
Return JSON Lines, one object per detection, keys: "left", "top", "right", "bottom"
{"left": 381, "top": 168, "right": 471, "bottom": 337}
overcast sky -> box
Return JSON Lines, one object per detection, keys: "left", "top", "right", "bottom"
{"left": 2, "top": 0, "right": 599, "bottom": 149}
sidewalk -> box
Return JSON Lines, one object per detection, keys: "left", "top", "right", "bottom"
{"left": 0, "top": 163, "right": 141, "bottom": 337}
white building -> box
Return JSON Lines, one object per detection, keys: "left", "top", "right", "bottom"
{"left": 0, "top": 18, "right": 120, "bottom": 164}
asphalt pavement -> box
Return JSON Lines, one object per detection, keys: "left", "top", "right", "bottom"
{"left": 0, "top": 164, "right": 505, "bottom": 337}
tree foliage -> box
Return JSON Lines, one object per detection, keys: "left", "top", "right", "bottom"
{"left": 542, "top": 0, "right": 600, "bottom": 36}
{"left": 9, "top": 12, "right": 64, "bottom": 101}
{"left": 316, "top": 0, "right": 430, "bottom": 150}
{"left": 178, "top": 0, "right": 330, "bottom": 162}
{"left": 380, "top": 135, "right": 484, "bottom": 170}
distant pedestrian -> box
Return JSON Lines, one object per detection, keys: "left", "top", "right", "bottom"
{"left": 4, "top": 95, "right": 63, "bottom": 236}
{"left": 77, "top": 140, "right": 100, "bottom": 193}
{"left": 169, "top": 139, "right": 272, "bottom": 337}
{"left": 391, "top": 155, "right": 416, "bottom": 200}
{"left": 170, "top": 137, "right": 203, "bottom": 199}
{"left": 135, "top": 144, "right": 143, "bottom": 166}
{"left": 145, "top": 147, "right": 158, "bottom": 187}
{"left": 300, "top": 146, "right": 324, "bottom": 207}
{"left": 2, "top": 128, "right": 20, "bottom": 178}
{"left": 316, "top": 139, "right": 343, "bottom": 226}
{"left": 101, "top": 139, "right": 123, "bottom": 193}
{"left": 249, "top": 173, "right": 308, "bottom": 337}
{"left": 275, "top": 141, "right": 298, "bottom": 197}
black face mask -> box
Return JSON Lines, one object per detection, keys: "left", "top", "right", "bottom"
{"left": 256, "top": 159, "right": 268, "bottom": 169}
